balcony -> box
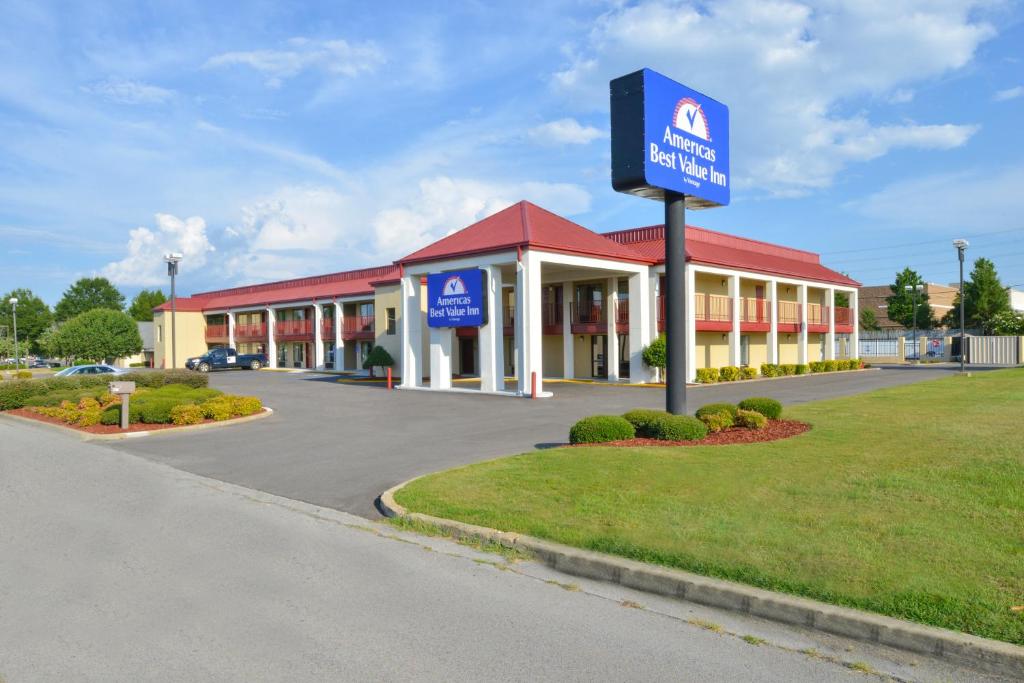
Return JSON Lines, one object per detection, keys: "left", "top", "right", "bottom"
{"left": 570, "top": 301, "right": 605, "bottom": 333}
{"left": 343, "top": 315, "right": 375, "bottom": 341}
{"left": 615, "top": 300, "right": 629, "bottom": 333}
{"left": 205, "top": 323, "right": 228, "bottom": 342}
{"left": 234, "top": 322, "right": 267, "bottom": 341}
{"left": 835, "top": 306, "right": 854, "bottom": 332}
{"left": 275, "top": 319, "right": 314, "bottom": 341}
{"left": 321, "top": 317, "right": 335, "bottom": 340}
{"left": 542, "top": 302, "right": 562, "bottom": 334}
{"left": 740, "top": 297, "right": 769, "bottom": 330}
{"left": 806, "top": 303, "right": 829, "bottom": 333}
{"left": 777, "top": 301, "right": 801, "bottom": 331}
{"left": 695, "top": 293, "right": 732, "bottom": 331}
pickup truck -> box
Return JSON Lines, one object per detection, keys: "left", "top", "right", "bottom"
{"left": 186, "top": 347, "right": 268, "bottom": 372}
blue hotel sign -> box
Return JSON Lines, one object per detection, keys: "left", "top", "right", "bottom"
{"left": 611, "top": 68, "right": 730, "bottom": 208}
{"left": 427, "top": 269, "right": 486, "bottom": 327}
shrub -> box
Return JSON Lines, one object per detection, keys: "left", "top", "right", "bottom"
{"left": 737, "top": 397, "right": 783, "bottom": 420}
{"left": 642, "top": 334, "right": 666, "bottom": 370}
{"left": 230, "top": 395, "right": 263, "bottom": 417}
{"left": 129, "top": 362, "right": 147, "bottom": 367}
{"left": 100, "top": 406, "right": 120, "bottom": 425}
{"left": 0, "top": 380, "right": 46, "bottom": 410}
{"left": 16, "top": 370, "right": 32, "bottom": 379}
{"left": 695, "top": 367, "right": 719, "bottom": 383}
{"left": 622, "top": 408, "right": 669, "bottom": 437}
{"left": 795, "top": 364, "right": 809, "bottom": 375}
{"left": 719, "top": 365, "right": 740, "bottom": 382}
{"left": 138, "top": 398, "right": 179, "bottom": 424}
{"left": 200, "top": 397, "right": 233, "bottom": 421}
{"left": 362, "top": 346, "right": 395, "bottom": 377}
{"left": 569, "top": 415, "right": 636, "bottom": 444}
{"left": 695, "top": 402, "right": 739, "bottom": 420}
{"left": 122, "top": 370, "right": 209, "bottom": 389}
{"left": 823, "top": 360, "right": 838, "bottom": 372}
{"left": 780, "top": 364, "right": 797, "bottom": 376}
{"left": 649, "top": 414, "right": 708, "bottom": 442}
{"left": 78, "top": 396, "right": 100, "bottom": 410}
{"left": 760, "top": 363, "right": 779, "bottom": 378}
{"left": 170, "top": 403, "right": 205, "bottom": 426}
{"left": 740, "top": 366, "right": 757, "bottom": 380}
{"left": 700, "top": 411, "right": 733, "bottom": 433}
{"left": 855, "top": 358, "right": 865, "bottom": 369}
{"left": 734, "top": 409, "right": 767, "bottom": 430}
{"left": 809, "top": 361, "right": 825, "bottom": 373}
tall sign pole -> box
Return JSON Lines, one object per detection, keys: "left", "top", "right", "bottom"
{"left": 611, "top": 69, "right": 730, "bottom": 415}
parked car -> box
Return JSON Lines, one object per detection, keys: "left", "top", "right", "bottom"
{"left": 54, "top": 364, "right": 128, "bottom": 377}
{"left": 30, "top": 359, "right": 61, "bottom": 368}
{"left": 186, "top": 347, "right": 268, "bottom": 372}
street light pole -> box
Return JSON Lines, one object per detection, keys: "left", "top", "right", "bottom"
{"left": 165, "top": 253, "right": 183, "bottom": 369}
{"left": 953, "top": 239, "right": 969, "bottom": 372}
{"left": 8, "top": 297, "right": 18, "bottom": 371}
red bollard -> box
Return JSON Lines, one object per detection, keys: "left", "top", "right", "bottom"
{"left": 387, "top": 367, "right": 393, "bottom": 391}
{"left": 531, "top": 371, "right": 537, "bottom": 399}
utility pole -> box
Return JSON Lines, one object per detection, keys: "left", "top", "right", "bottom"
{"left": 953, "top": 239, "right": 969, "bottom": 372}
{"left": 8, "top": 297, "right": 18, "bottom": 371}
{"left": 165, "top": 253, "right": 183, "bottom": 368}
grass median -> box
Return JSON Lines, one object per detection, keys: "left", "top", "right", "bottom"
{"left": 396, "top": 368, "right": 1024, "bottom": 644}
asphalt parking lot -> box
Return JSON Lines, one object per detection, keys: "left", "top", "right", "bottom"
{"left": 106, "top": 364, "right": 973, "bottom": 518}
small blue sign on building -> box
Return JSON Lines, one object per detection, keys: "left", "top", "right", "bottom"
{"left": 611, "top": 68, "right": 730, "bottom": 208}
{"left": 427, "top": 269, "right": 486, "bottom": 328}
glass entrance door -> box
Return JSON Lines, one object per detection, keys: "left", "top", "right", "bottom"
{"left": 591, "top": 335, "right": 607, "bottom": 378}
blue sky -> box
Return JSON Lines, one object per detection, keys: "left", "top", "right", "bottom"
{"left": 1, "top": 0, "right": 1022, "bottom": 305}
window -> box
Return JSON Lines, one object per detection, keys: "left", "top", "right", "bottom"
{"left": 359, "top": 302, "right": 374, "bottom": 318}
{"left": 386, "top": 307, "right": 396, "bottom": 335}
{"left": 157, "top": 325, "right": 163, "bottom": 342}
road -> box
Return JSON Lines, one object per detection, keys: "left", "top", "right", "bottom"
{"left": 110, "top": 364, "right": 970, "bottom": 517}
{"left": 0, "top": 418, "right": 1000, "bottom": 682}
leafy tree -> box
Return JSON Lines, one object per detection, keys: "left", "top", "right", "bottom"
{"left": 885, "top": 268, "right": 934, "bottom": 330}
{"left": 990, "top": 310, "right": 1024, "bottom": 335}
{"left": 859, "top": 308, "right": 880, "bottom": 331}
{"left": 642, "top": 334, "right": 667, "bottom": 370}
{"left": 0, "top": 288, "right": 54, "bottom": 354}
{"left": 54, "top": 277, "right": 125, "bottom": 322}
{"left": 947, "top": 258, "right": 1011, "bottom": 334}
{"left": 51, "top": 309, "right": 142, "bottom": 363}
{"left": 128, "top": 289, "right": 167, "bottom": 321}
{"left": 362, "top": 345, "right": 394, "bottom": 378}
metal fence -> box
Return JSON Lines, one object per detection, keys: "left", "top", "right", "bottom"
{"left": 965, "top": 336, "right": 1020, "bottom": 365}
{"left": 859, "top": 339, "right": 898, "bottom": 357}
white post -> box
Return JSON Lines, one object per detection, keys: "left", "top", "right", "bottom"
{"left": 227, "top": 311, "right": 235, "bottom": 350}
{"left": 480, "top": 265, "right": 504, "bottom": 392}
{"left": 334, "top": 301, "right": 344, "bottom": 370}
{"left": 797, "top": 284, "right": 808, "bottom": 365}
{"left": 729, "top": 274, "right": 741, "bottom": 366}
{"left": 767, "top": 280, "right": 778, "bottom": 365}
{"left": 685, "top": 265, "right": 697, "bottom": 383}
{"left": 562, "top": 280, "right": 573, "bottom": 379}
{"left": 400, "top": 275, "right": 422, "bottom": 388}
{"left": 851, "top": 289, "right": 859, "bottom": 361}
{"left": 313, "top": 303, "right": 325, "bottom": 369}
{"left": 516, "top": 250, "right": 543, "bottom": 396}
{"left": 629, "top": 271, "right": 652, "bottom": 383}
{"left": 826, "top": 287, "right": 836, "bottom": 361}
{"left": 429, "top": 327, "right": 452, "bottom": 390}
{"left": 266, "top": 307, "right": 277, "bottom": 369}
{"left": 606, "top": 277, "right": 619, "bottom": 382}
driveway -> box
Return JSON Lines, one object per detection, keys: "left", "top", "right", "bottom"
{"left": 108, "top": 364, "right": 967, "bottom": 518}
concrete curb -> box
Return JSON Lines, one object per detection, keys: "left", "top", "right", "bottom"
{"left": 380, "top": 478, "right": 1024, "bottom": 679}
{"left": 0, "top": 406, "right": 273, "bottom": 441}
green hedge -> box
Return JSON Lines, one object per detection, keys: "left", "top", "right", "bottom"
{"left": 735, "top": 408, "right": 768, "bottom": 429}
{"left": 622, "top": 409, "right": 669, "bottom": 438}
{"left": 695, "top": 367, "right": 719, "bottom": 383}
{"left": 719, "top": 365, "right": 740, "bottom": 382}
{"left": 569, "top": 415, "right": 636, "bottom": 444}
{"left": 0, "top": 370, "right": 209, "bottom": 410}
{"left": 649, "top": 414, "right": 708, "bottom": 442}
{"left": 737, "top": 397, "right": 783, "bottom": 420}
{"left": 695, "top": 402, "right": 739, "bottom": 419}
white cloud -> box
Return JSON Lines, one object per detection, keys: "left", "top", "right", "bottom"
{"left": 205, "top": 37, "right": 384, "bottom": 88}
{"left": 225, "top": 186, "right": 359, "bottom": 251}
{"left": 81, "top": 78, "right": 175, "bottom": 105}
{"left": 993, "top": 85, "right": 1023, "bottom": 102}
{"left": 528, "top": 118, "right": 606, "bottom": 145}
{"left": 102, "top": 214, "right": 215, "bottom": 285}
{"left": 553, "top": 0, "right": 994, "bottom": 194}
{"left": 888, "top": 89, "right": 915, "bottom": 104}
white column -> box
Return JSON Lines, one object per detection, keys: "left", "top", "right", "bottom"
{"left": 606, "top": 277, "right": 619, "bottom": 382}
{"left": 826, "top": 287, "right": 836, "bottom": 361}
{"left": 561, "top": 281, "right": 573, "bottom": 379}
{"left": 729, "top": 275, "right": 741, "bottom": 366}
{"left": 797, "top": 284, "right": 808, "bottom": 364}
{"left": 851, "top": 289, "right": 859, "bottom": 361}
{"left": 685, "top": 265, "right": 697, "bottom": 383}
{"left": 516, "top": 250, "right": 544, "bottom": 396}
{"left": 767, "top": 280, "right": 778, "bottom": 364}
{"left": 629, "top": 271, "right": 652, "bottom": 383}
{"left": 313, "top": 303, "right": 325, "bottom": 369}
{"left": 400, "top": 275, "right": 422, "bottom": 388}
{"left": 227, "top": 311, "right": 236, "bottom": 350}
{"left": 334, "top": 301, "right": 344, "bottom": 370}
{"left": 266, "top": 307, "right": 277, "bottom": 368}
{"left": 480, "top": 265, "right": 504, "bottom": 393}
{"left": 429, "top": 327, "right": 453, "bottom": 390}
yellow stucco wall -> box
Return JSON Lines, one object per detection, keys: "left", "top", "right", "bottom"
{"left": 777, "top": 337, "right": 800, "bottom": 364}
{"left": 542, "top": 335, "right": 563, "bottom": 377}
{"left": 740, "top": 279, "right": 768, "bottom": 298}
{"left": 573, "top": 334, "right": 591, "bottom": 378}
{"left": 153, "top": 310, "right": 208, "bottom": 369}
{"left": 373, "top": 284, "right": 402, "bottom": 369}
{"left": 696, "top": 331, "right": 730, "bottom": 369}
{"left": 807, "top": 333, "right": 825, "bottom": 362}
{"left": 745, "top": 333, "right": 768, "bottom": 368}
{"left": 694, "top": 273, "right": 729, "bottom": 296}
{"left": 776, "top": 284, "right": 799, "bottom": 303}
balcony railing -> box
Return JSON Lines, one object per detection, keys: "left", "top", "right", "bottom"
{"left": 835, "top": 306, "right": 852, "bottom": 326}
{"left": 234, "top": 322, "right": 267, "bottom": 340}
{"left": 570, "top": 301, "right": 605, "bottom": 325}
{"left": 615, "top": 300, "right": 629, "bottom": 326}
{"left": 695, "top": 293, "right": 731, "bottom": 322}
{"left": 275, "top": 319, "right": 314, "bottom": 338}
{"left": 740, "top": 297, "right": 769, "bottom": 324}
{"left": 343, "top": 315, "right": 375, "bottom": 339}
{"left": 321, "top": 318, "right": 334, "bottom": 339}
{"left": 806, "top": 303, "right": 829, "bottom": 326}
{"left": 542, "top": 303, "right": 561, "bottom": 330}
{"left": 205, "top": 324, "right": 228, "bottom": 341}
{"left": 777, "top": 301, "right": 801, "bottom": 325}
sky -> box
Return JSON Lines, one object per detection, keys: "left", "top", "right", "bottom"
{"left": 1, "top": 0, "right": 1023, "bottom": 306}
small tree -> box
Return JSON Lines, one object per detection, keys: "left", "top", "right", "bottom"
{"left": 990, "top": 310, "right": 1024, "bottom": 335}
{"left": 962, "top": 258, "right": 1010, "bottom": 334}
{"left": 642, "top": 334, "right": 666, "bottom": 371}
{"left": 52, "top": 309, "right": 142, "bottom": 363}
{"left": 859, "top": 308, "right": 881, "bottom": 331}
{"left": 885, "top": 268, "right": 934, "bottom": 330}
{"left": 55, "top": 277, "right": 125, "bottom": 322}
{"left": 362, "top": 345, "right": 395, "bottom": 378}
{"left": 128, "top": 289, "right": 167, "bottom": 321}
{"left": 0, "top": 288, "right": 53, "bottom": 354}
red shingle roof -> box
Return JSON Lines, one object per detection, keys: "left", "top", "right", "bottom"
{"left": 399, "top": 201, "right": 654, "bottom": 266}
{"left": 604, "top": 225, "right": 860, "bottom": 287}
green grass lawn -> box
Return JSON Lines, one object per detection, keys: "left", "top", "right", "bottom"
{"left": 396, "top": 368, "right": 1024, "bottom": 644}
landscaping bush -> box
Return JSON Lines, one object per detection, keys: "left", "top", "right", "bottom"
{"left": 700, "top": 411, "right": 733, "bottom": 433}
{"left": 737, "top": 397, "right": 783, "bottom": 420}
{"left": 795, "top": 364, "right": 809, "bottom": 375}
{"left": 642, "top": 334, "right": 666, "bottom": 371}
{"left": 823, "top": 360, "right": 838, "bottom": 372}
{"left": 740, "top": 366, "right": 757, "bottom": 380}
{"left": 229, "top": 395, "right": 263, "bottom": 417}
{"left": 170, "top": 404, "right": 205, "bottom": 426}
{"left": 695, "top": 367, "right": 719, "bottom": 383}
{"left": 200, "top": 397, "right": 234, "bottom": 421}
{"left": 695, "top": 402, "right": 739, "bottom": 420}
{"left": 780, "top": 364, "right": 797, "bottom": 376}
{"left": 622, "top": 408, "right": 669, "bottom": 437}
{"left": 734, "top": 408, "right": 767, "bottom": 430}
{"left": 569, "top": 415, "right": 636, "bottom": 444}
{"left": 809, "top": 361, "right": 825, "bottom": 373}
{"left": 0, "top": 380, "right": 45, "bottom": 410}
{"left": 121, "top": 369, "right": 209, "bottom": 389}
{"left": 16, "top": 370, "right": 32, "bottom": 379}
{"left": 138, "top": 398, "right": 180, "bottom": 424}
{"left": 719, "top": 365, "right": 740, "bottom": 382}
{"left": 760, "top": 363, "right": 780, "bottom": 378}
{"left": 649, "top": 414, "right": 708, "bottom": 442}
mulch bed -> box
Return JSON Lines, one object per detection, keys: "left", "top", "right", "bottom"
{"left": 580, "top": 419, "right": 810, "bottom": 448}
{"left": 6, "top": 408, "right": 237, "bottom": 434}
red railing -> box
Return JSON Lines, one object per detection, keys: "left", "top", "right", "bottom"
{"left": 806, "top": 303, "right": 829, "bottom": 326}
{"left": 275, "top": 319, "right": 313, "bottom": 337}
{"left": 234, "top": 322, "right": 267, "bottom": 340}
{"left": 542, "top": 303, "right": 561, "bottom": 329}
{"left": 740, "top": 298, "right": 769, "bottom": 323}
{"left": 696, "top": 293, "right": 731, "bottom": 322}
{"left": 835, "top": 306, "right": 852, "bottom": 326}
{"left": 205, "top": 324, "right": 228, "bottom": 341}
{"left": 615, "top": 300, "right": 629, "bottom": 325}
{"left": 343, "top": 315, "right": 375, "bottom": 339}
{"left": 321, "top": 318, "right": 334, "bottom": 339}
{"left": 777, "top": 301, "right": 801, "bottom": 325}
{"left": 570, "top": 301, "right": 605, "bottom": 325}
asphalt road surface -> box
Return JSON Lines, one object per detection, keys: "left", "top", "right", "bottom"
{"left": 109, "top": 364, "right": 971, "bottom": 517}
{"left": 0, "top": 419, "right": 1001, "bottom": 682}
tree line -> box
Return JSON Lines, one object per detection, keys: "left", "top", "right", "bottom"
{"left": 1, "top": 277, "right": 167, "bottom": 363}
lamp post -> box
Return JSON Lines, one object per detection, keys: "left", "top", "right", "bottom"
{"left": 8, "top": 297, "right": 18, "bottom": 371}
{"left": 164, "top": 253, "right": 183, "bottom": 369}
{"left": 904, "top": 284, "right": 923, "bottom": 363}
{"left": 953, "top": 239, "right": 969, "bottom": 372}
